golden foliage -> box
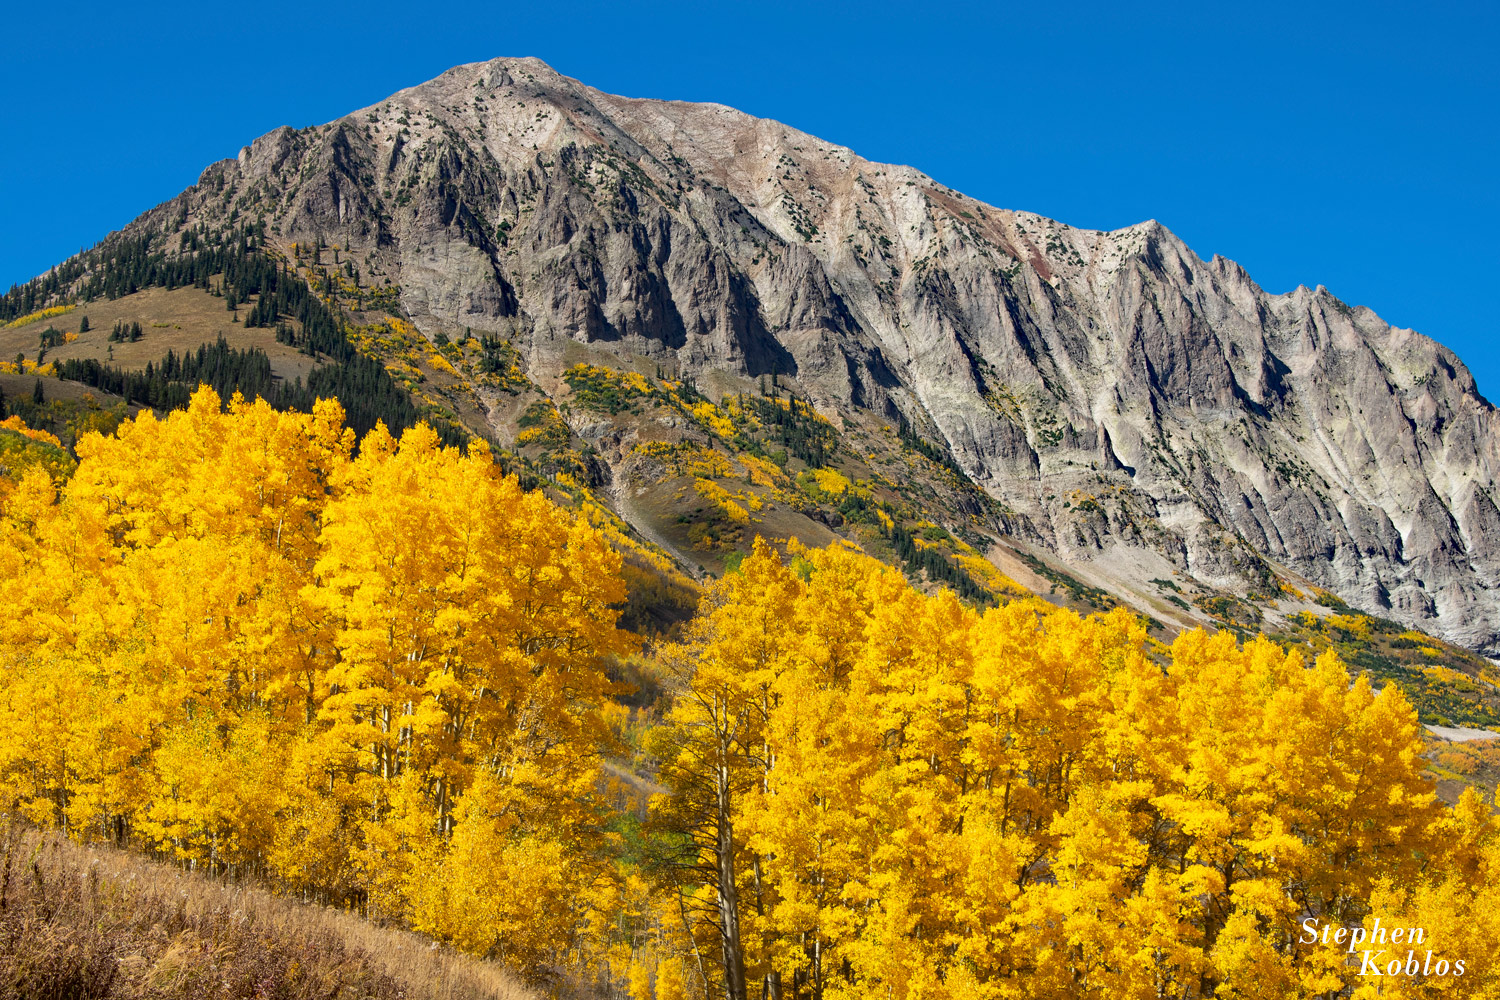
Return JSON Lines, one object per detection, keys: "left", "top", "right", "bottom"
{"left": 0, "top": 415, "right": 63, "bottom": 449}
{"left": 3, "top": 389, "right": 1496, "bottom": 999}
{"left": 0, "top": 387, "right": 631, "bottom": 981}
{"left": 650, "top": 539, "right": 1482, "bottom": 1000}
{"left": 0, "top": 358, "right": 57, "bottom": 376}
{"left": 2, "top": 303, "right": 75, "bottom": 329}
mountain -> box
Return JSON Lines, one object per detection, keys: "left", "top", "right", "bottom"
{"left": 7, "top": 55, "right": 1500, "bottom": 662}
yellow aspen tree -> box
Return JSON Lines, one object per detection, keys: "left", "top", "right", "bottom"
{"left": 137, "top": 711, "right": 285, "bottom": 874}
{"left": 650, "top": 537, "right": 802, "bottom": 1000}
{"left": 739, "top": 542, "right": 892, "bottom": 999}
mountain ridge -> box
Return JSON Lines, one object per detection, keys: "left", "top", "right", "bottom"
{"left": 11, "top": 55, "right": 1500, "bottom": 656}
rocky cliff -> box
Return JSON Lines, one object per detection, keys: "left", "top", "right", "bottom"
{"left": 70, "top": 57, "right": 1500, "bottom": 653}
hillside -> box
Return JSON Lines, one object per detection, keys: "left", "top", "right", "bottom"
{"left": 0, "top": 824, "right": 537, "bottom": 1000}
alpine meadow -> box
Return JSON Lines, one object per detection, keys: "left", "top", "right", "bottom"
{"left": 3, "top": 54, "right": 1500, "bottom": 1000}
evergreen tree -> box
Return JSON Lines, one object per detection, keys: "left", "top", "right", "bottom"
{"left": 31, "top": 379, "right": 44, "bottom": 405}
{"left": 78, "top": 315, "right": 90, "bottom": 333}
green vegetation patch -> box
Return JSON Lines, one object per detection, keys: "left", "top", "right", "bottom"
{"left": 1269, "top": 610, "right": 1500, "bottom": 729}
{"left": 1017, "top": 550, "right": 1116, "bottom": 610}
{"left": 563, "top": 364, "right": 650, "bottom": 414}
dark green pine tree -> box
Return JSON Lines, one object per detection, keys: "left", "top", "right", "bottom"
{"left": 32, "top": 378, "right": 44, "bottom": 405}
{"left": 0, "top": 383, "right": 7, "bottom": 418}
{"left": 79, "top": 315, "right": 90, "bottom": 333}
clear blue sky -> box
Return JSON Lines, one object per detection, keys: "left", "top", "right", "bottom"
{"left": 3, "top": 1, "right": 1495, "bottom": 398}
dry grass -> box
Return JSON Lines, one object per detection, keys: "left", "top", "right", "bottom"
{"left": 0, "top": 822, "right": 540, "bottom": 1000}
{"left": 0, "top": 284, "right": 318, "bottom": 382}
{"left": 0, "top": 372, "right": 133, "bottom": 408}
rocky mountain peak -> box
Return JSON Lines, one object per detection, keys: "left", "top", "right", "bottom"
{"left": 52, "top": 57, "right": 1500, "bottom": 654}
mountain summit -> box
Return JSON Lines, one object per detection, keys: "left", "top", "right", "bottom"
{"left": 11, "top": 56, "right": 1500, "bottom": 655}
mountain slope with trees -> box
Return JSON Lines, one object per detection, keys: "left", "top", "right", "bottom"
{"left": 7, "top": 56, "right": 1497, "bottom": 660}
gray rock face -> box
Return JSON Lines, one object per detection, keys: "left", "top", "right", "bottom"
{"left": 125, "top": 57, "right": 1500, "bottom": 652}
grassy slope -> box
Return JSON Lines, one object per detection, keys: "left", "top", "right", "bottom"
{"left": 0, "top": 824, "right": 540, "bottom": 1000}
{"left": 1, "top": 286, "right": 317, "bottom": 382}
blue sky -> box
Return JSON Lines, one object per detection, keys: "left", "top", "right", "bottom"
{"left": 3, "top": 1, "right": 1495, "bottom": 397}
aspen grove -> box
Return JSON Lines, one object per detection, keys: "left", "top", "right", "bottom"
{"left": 1, "top": 389, "right": 1498, "bottom": 999}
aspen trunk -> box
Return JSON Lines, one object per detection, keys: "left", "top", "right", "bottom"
{"left": 717, "top": 762, "right": 748, "bottom": 1000}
